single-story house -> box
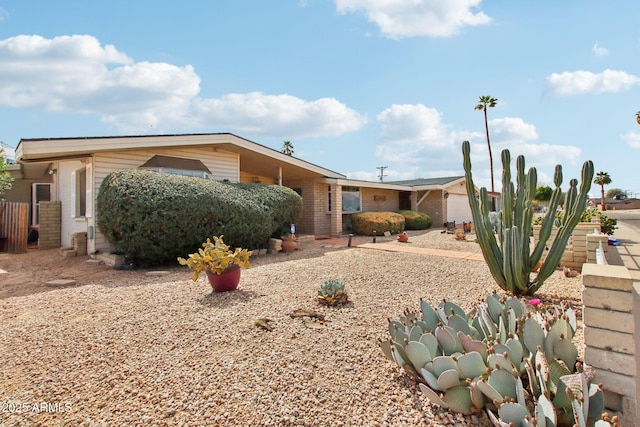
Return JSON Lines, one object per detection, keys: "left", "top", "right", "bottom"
{"left": 7, "top": 133, "right": 475, "bottom": 254}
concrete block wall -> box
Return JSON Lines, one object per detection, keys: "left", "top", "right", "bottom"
{"left": 73, "top": 232, "right": 88, "bottom": 256}
{"left": 582, "top": 264, "right": 639, "bottom": 425}
{"left": 533, "top": 222, "right": 600, "bottom": 272}
{"left": 38, "top": 201, "right": 61, "bottom": 249}
{"left": 586, "top": 233, "right": 609, "bottom": 263}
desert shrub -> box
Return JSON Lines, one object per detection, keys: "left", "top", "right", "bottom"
{"left": 396, "top": 210, "right": 432, "bottom": 230}
{"left": 97, "top": 170, "right": 302, "bottom": 266}
{"left": 351, "top": 211, "right": 405, "bottom": 236}
{"left": 235, "top": 183, "right": 303, "bottom": 237}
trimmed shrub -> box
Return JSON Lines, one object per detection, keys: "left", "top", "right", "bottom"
{"left": 351, "top": 211, "right": 405, "bottom": 236}
{"left": 97, "top": 170, "right": 302, "bottom": 266}
{"left": 396, "top": 210, "right": 432, "bottom": 230}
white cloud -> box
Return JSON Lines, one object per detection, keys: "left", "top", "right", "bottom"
{"left": 0, "top": 34, "right": 366, "bottom": 138}
{"left": 623, "top": 132, "right": 640, "bottom": 149}
{"left": 592, "top": 42, "right": 608, "bottom": 57}
{"left": 546, "top": 69, "right": 640, "bottom": 96}
{"left": 370, "top": 103, "right": 582, "bottom": 188}
{"left": 334, "top": 0, "right": 491, "bottom": 38}
{"left": 193, "top": 92, "right": 367, "bottom": 138}
{"left": 0, "top": 8, "right": 8, "bottom": 22}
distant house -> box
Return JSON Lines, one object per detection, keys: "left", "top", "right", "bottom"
{"left": 8, "top": 133, "right": 475, "bottom": 254}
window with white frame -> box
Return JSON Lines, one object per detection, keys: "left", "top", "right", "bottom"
{"left": 75, "top": 167, "right": 87, "bottom": 217}
{"left": 341, "top": 186, "right": 361, "bottom": 213}
{"left": 70, "top": 162, "right": 92, "bottom": 218}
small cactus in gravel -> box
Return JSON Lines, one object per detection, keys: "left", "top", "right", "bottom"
{"left": 317, "top": 279, "right": 349, "bottom": 306}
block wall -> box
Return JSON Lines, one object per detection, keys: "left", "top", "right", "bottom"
{"left": 533, "top": 222, "right": 600, "bottom": 272}
{"left": 582, "top": 264, "right": 639, "bottom": 425}
{"left": 38, "top": 201, "right": 61, "bottom": 249}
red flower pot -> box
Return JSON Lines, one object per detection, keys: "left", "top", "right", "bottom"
{"left": 281, "top": 235, "right": 297, "bottom": 252}
{"left": 397, "top": 232, "right": 409, "bottom": 242}
{"left": 205, "top": 265, "right": 241, "bottom": 292}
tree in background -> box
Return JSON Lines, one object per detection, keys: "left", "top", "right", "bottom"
{"left": 0, "top": 146, "right": 13, "bottom": 200}
{"left": 534, "top": 185, "right": 553, "bottom": 202}
{"left": 593, "top": 171, "right": 611, "bottom": 211}
{"left": 281, "top": 140, "right": 294, "bottom": 156}
{"left": 474, "top": 95, "right": 498, "bottom": 199}
{"left": 606, "top": 188, "right": 627, "bottom": 200}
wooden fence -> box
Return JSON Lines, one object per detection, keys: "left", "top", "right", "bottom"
{"left": 0, "top": 201, "right": 29, "bottom": 253}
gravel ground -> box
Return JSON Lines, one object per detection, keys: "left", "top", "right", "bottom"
{"left": 0, "top": 229, "right": 584, "bottom": 427}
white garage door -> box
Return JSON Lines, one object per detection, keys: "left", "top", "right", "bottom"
{"left": 447, "top": 194, "right": 473, "bottom": 223}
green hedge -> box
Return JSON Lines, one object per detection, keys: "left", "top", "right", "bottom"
{"left": 97, "top": 170, "right": 302, "bottom": 266}
{"left": 351, "top": 211, "right": 405, "bottom": 236}
{"left": 396, "top": 210, "right": 432, "bottom": 230}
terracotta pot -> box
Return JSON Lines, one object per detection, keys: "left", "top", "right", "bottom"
{"left": 281, "top": 235, "right": 297, "bottom": 252}
{"left": 397, "top": 232, "right": 409, "bottom": 242}
{"left": 205, "top": 265, "right": 241, "bottom": 292}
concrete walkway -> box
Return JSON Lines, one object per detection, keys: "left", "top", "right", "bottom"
{"left": 610, "top": 220, "right": 640, "bottom": 282}
{"left": 355, "top": 242, "right": 485, "bottom": 261}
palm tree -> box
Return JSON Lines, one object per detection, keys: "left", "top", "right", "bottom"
{"left": 636, "top": 111, "right": 640, "bottom": 125}
{"left": 475, "top": 95, "right": 498, "bottom": 209}
{"left": 593, "top": 171, "right": 612, "bottom": 211}
{"left": 281, "top": 140, "right": 294, "bottom": 156}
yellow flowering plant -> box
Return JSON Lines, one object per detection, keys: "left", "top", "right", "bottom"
{"left": 177, "top": 235, "right": 252, "bottom": 281}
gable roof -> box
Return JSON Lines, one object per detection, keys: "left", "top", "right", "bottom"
{"left": 15, "top": 132, "right": 346, "bottom": 180}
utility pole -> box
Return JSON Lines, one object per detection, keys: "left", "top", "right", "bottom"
{"left": 376, "top": 166, "right": 388, "bottom": 182}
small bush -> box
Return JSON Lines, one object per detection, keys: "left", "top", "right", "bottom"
{"left": 396, "top": 210, "right": 432, "bottom": 230}
{"left": 533, "top": 208, "right": 617, "bottom": 236}
{"left": 351, "top": 212, "right": 405, "bottom": 236}
{"left": 97, "top": 170, "right": 302, "bottom": 266}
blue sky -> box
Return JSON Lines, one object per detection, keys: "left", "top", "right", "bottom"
{"left": 1, "top": 1, "right": 639, "bottom": 196}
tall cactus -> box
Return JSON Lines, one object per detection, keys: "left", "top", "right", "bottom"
{"left": 462, "top": 140, "right": 594, "bottom": 295}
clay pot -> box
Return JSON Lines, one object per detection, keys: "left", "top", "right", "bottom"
{"left": 397, "top": 232, "right": 409, "bottom": 242}
{"left": 281, "top": 235, "right": 297, "bottom": 252}
{"left": 205, "top": 265, "right": 241, "bottom": 292}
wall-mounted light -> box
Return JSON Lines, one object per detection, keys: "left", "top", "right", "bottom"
{"left": 443, "top": 191, "right": 449, "bottom": 199}
{"left": 48, "top": 168, "right": 57, "bottom": 175}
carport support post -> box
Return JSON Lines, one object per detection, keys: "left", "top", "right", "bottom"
{"left": 330, "top": 184, "right": 342, "bottom": 237}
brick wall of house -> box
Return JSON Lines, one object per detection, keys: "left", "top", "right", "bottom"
{"left": 416, "top": 191, "right": 445, "bottom": 227}
{"left": 38, "top": 201, "right": 61, "bottom": 249}
{"left": 282, "top": 178, "right": 339, "bottom": 237}
{"left": 360, "top": 188, "right": 399, "bottom": 212}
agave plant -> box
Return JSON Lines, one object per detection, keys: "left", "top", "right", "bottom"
{"left": 317, "top": 279, "right": 349, "bottom": 306}
{"left": 380, "top": 294, "right": 617, "bottom": 426}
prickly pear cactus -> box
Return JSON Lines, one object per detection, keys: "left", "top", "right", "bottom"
{"left": 317, "top": 279, "right": 349, "bottom": 306}
{"left": 461, "top": 140, "right": 594, "bottom": 295}
{"left": 380, "top": 295, "right": 615, "bottom": 426}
